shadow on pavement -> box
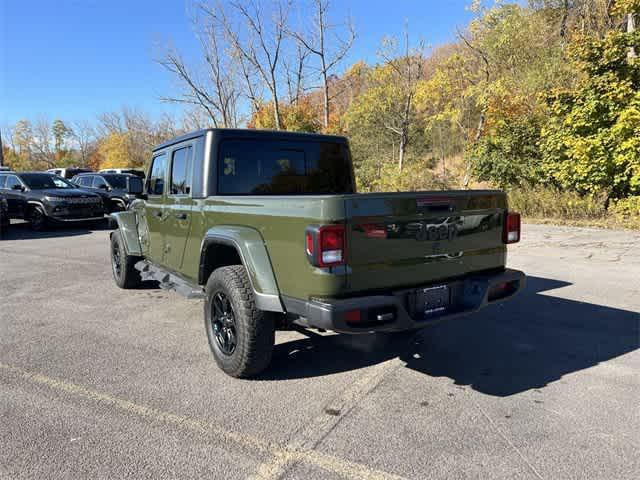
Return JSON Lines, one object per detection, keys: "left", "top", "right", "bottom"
{"left": 1, "top": 219, "right": 113, "bottom": 240}
{"left": 266, "top": 276, "right": 639, "bottom": 396}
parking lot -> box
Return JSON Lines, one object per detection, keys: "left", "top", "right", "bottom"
{"left": 1, "top": 221, "right": 638, "bottom": 479}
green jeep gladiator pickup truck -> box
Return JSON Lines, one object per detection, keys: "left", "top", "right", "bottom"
{"left": 110, "top": 128, "right": 525, "bottom": 378}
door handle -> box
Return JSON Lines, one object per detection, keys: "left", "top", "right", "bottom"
{"left": 175, "top": 213, "right": 188, "bottom": 220}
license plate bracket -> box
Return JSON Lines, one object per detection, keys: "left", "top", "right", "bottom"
{"left": 416, "top": 285, "right": 450, "bottom": 316}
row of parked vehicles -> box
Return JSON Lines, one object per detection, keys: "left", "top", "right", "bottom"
{"left": 0, "top": 167, "right": 145, "bottom": 233}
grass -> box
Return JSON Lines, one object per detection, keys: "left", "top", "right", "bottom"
{"left": 508, "top": 188, "right": 640, "bottom": 230}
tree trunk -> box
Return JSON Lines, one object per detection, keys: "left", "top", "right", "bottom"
{"left": 271, "top": 83, "right": 282, "bottom": 130}
{"left": 273, "top": 100, "right": 282, "bottom": 130}
{"left": 559, "top": 0, "right": 569, "bottom": 38}
{"left": 322, "top": 74, "right": 330, "bottom": 130}
{"left": 398, "top": 132, "right": 406, "bottom": 172}
{"left": 321, "top": 54, "right": 329, "bottom": 130}
{"left": 628, "top": 13, "right": 637, "bottom": 59}
{"left": 463, "top": 109, "right": 486, "bottom": 188}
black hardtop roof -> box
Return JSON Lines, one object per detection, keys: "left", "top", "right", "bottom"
{"left": 153, "top": 128, "right": 349, "bottom": 152}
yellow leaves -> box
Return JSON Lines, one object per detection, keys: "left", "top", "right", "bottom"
{"left": 98, "top": 132, "right": 133, "bottom": 169}
{"left": 248, "top": 98, "right": 321, "bottom": 132}
{"left": 612, "top": 0, "right": 640, "bottom": 16}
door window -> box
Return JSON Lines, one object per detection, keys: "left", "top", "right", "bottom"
{"left": 170, "top": 146, "right": 193, "bottom": 195}
{"left": 92, "top": 176, "right": 108, "bottom": 189}
{"left": 79, "top": 176, "right": 93, "bottom": 187}
{"left": 148, "top": 153, "right": 167, "bottom": 196}
{"left": 0, "top": 176, "right": 6, "bottom": 188}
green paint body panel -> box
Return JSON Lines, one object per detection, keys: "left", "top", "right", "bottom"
{"left": 115, "top": 129, "right": 512, "bottom": 312}
{"left": 181, "top": 196, "right": 348, "bottom": 300}
{"left": 110, "top": 210, "right": 142, "bottom": 256}
{"left": 201, "top": 224, "right": 281, "bottom": 296}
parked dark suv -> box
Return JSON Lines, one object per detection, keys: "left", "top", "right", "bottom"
{"left": 0, "top": 193, "right": 9, "bottom": 236}
{"left": 71, "top": 173, "right": 144, "bottom": 213}
{"left": 0, "top": 172, "right": 105, "bottom": 230}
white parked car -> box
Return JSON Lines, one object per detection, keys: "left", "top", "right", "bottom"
{"left": 46, "top": 167, "right": 93, "bottom": 179}
{"left": 98, "top": 168, "right": 145, "bottom": 179}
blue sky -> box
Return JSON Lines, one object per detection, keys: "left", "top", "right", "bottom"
{"left": 0, "top": 0, "right": 477, "bottom": 127}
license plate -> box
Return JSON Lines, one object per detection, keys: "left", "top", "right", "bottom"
{"left": 419, "top": 285, "right": 450, "bottom": 315}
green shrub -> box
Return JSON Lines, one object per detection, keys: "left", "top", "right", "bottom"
{"left": 609, "top": 196, "right": 640, "bottom": 223}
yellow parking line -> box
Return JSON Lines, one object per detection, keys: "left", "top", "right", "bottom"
{"left": 0, "top": 362, "right": 407, "bottom": 480}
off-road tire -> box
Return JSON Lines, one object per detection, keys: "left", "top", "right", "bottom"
{"left": 110, "top": 230, "right": 141, "bottom": 289}
{"left": 27, "top": 205, "right": 47, "bottom": 231}
{"left": 204, "top": 265, "right": 275, "bottom": 378}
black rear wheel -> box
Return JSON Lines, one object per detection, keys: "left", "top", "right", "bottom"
{"left": 204, "top": 265, "right": 275, "bottom": 378}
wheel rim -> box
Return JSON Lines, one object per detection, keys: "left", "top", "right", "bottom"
{"left": 210, "top": 292, "right": 237, "bottom": 356}
{"left": 111, "top": 240, "right": 122, "bottom": 279}
{"left": 31, "top": 209, "right": 44, "bottom": 229}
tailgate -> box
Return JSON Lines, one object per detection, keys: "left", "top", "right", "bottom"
{"left": 345, "top": 191, "right": 507, "bottom": 294}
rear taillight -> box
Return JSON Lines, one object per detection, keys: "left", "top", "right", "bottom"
{"left": 305, "top": 224, "right": 346, "bottom": 267}
{"left": 503, "top": 211, "right": 521, "bottom": 244}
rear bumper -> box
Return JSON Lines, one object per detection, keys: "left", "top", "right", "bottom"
{"left": 282, "top": 269, "right": 525, "bottom": 334}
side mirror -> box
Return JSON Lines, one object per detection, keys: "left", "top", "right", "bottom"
{"left": 98, "top": 184, "right": 109, "bottom": 190}
{"left": 12, "top": 184, "right": 24, "bottom": 191}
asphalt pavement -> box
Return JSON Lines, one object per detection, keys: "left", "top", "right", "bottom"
{"left": 1, "top": 221, "right": 638, "bottom": 479}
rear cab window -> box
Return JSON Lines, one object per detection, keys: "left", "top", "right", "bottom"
{"left": 218, "top": 139, "right": 354, "bottom": 195}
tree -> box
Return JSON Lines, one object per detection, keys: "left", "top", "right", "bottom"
{"left": 158, "top": 4, "right": 241, "bottom": 128}
{"left": 97, "top": 108, "right": 179, "bottom": 168}
{"left": 471, "top": 115, "right": 543, "bottom": 189}
{"left": 248, "top": 97, "right": 321, "bottom": 131}
{"left": 52, "top": 119, "right": 70, "bottom": 153}
{"left": 31, "top": 119, "right": 56, "bottom": 168}
{"left": 289, "top": 0, "right": 355, "bottom": 130}
{"left": 98, "top": 132, "right": 133, "bottom": 169}
{"left": 215, "top": 0, "right": 291, "bottom": 129}
{"left": 12, "top": 120, "right": 33, "bottom": 156}
{"left": 376, "top": 29, "right": 425, "bottom": 171}
{"left": 540, "top": 24, "right": 640, "bottom": 199}
{"left": 71, "top": 120, "right": 97, "bottom": 167}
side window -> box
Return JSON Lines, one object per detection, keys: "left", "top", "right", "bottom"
{"left": 0, "top": 175, "right": 6, "bottom": 189}
{"left": 147, "top": 153, "right": 167, "bottom": 196}
{"left": 80, "top": 176, "right": 93, "bottom": 187}
{"left": 5, "top": 176, "right": 22, "bottom": 190}
{"left": 169, "top": 146, "right": 193, "bottom": 195}
{"left": 92, "top": 176, "right": 108, "bottom": 189}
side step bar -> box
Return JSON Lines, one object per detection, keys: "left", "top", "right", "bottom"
{"left": 134, "top": 261, "right": 205, "bottom": 299}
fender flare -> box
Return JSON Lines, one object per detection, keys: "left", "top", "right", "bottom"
{"left": 110, "top": 210, "right": 142, "bottom": 256}
{"left": 200, "top": 225, "right": 284, "bottom": 312}
{"left": 26, "top": 200, "right": 46, "bottom": 209}
{"left": 25, "top": 200, "right": 46, "bottom": 219}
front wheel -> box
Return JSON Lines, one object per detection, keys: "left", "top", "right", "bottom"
{"left": 28, "top": 205, "right": 47, "bottom": 231}
{"left": 204, "top": 265, "right": 275, "bottom": 378}
{"left": 110, "top": 230, "right": 141, "bottom": 289}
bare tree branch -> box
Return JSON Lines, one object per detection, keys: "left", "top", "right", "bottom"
{"left": 289, "top": 0, "right": 356, "bottom": 130}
